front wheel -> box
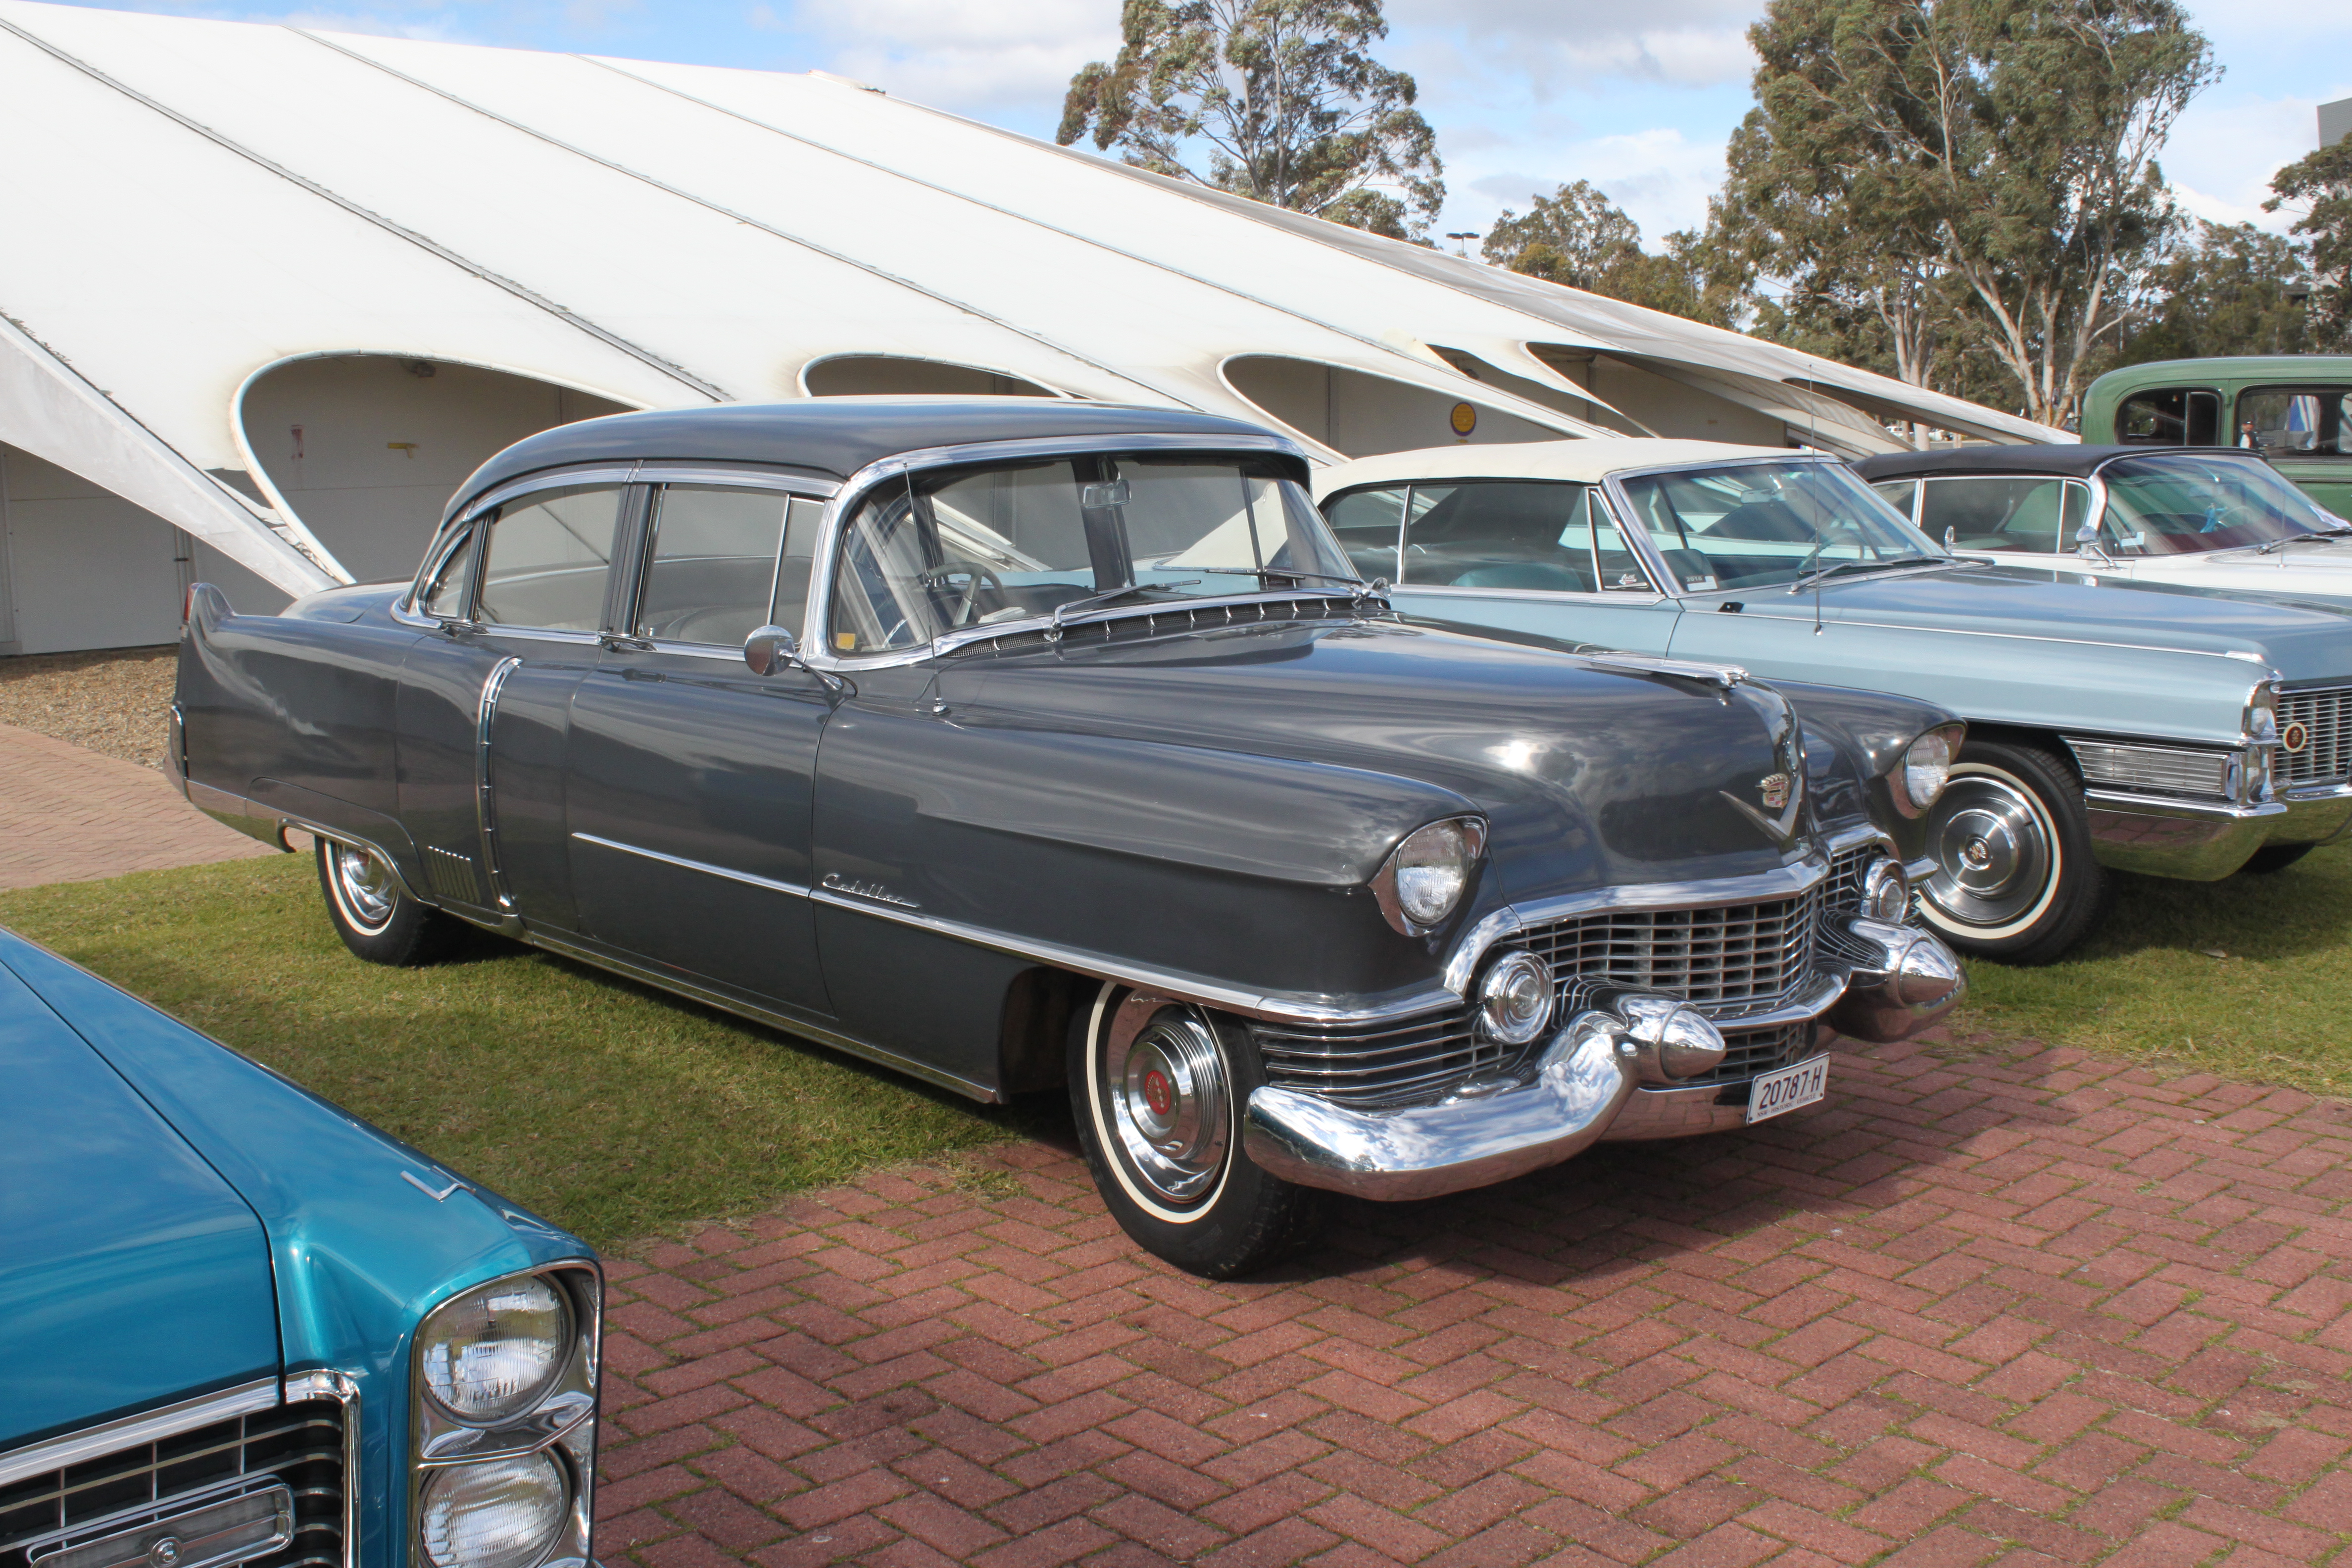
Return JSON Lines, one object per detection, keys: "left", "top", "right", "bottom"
{"left": 1915, "top": 739, "right": 2109, "bottom": 966}
{"left": 1069, "top": 984, "right": 1324, "bottom": 1278}
{"left": 316, "top": 838, "right": 459, "bottom": 966}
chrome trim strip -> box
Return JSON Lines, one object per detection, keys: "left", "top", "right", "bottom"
{"left": 929, "top": 589, "right": 1375, "bottom": 659}
{"left": 2081, "top": 787, "right": 2287, "bottom": 821}
{"left": 801, "top": 433, "right": 1313, "bottom": 675}
{"left": 450, "top": 466, "right": 647, "bottom": 528}
{"left": 803, "top": 885, "right": 1456, "bottom": 1026}
{"left": 279, "top": 1372, "right": 358, "bottom": 1568}
{"left": 570, "top": 832, "right": 811, "bottom": 898}
{"left": 475, "top": 657, "right": 523, "bottom": 912}
{"left": 0, "top": 1379, "right": 282, "bottom": 1488}
{"left": 2280, "top": 780, "right": 2352, "bottom": 802}
{"left": 627, "top": 465, "right": 841, "bottom": 498}
{"left": 520, "top": 928, "right": 1004, "bottom": 1102}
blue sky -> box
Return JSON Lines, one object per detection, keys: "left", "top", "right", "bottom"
{"left": 44, "top": 0, "right": 2352, "bottom": 253}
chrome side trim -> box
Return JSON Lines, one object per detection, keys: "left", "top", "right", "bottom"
{"left": 570, "top": 832, "right": 812, "bottom": 898}
{"left": 627, "top": 465, "right": 842, "bottom": 498}
{"left": 0, "top": 1379, "right": 282, "bottom": 1489}
{"left": 801, "top": 433, "right": 1312, "bottom": 675}
{"left": 280, "top": 1372, "right": 359, "bottom": 1568}
{"left": 521, "top": 927, "right": 1005, "bottom": 1102}
{"left": 185, "top": 784, "right": 431, "bottom": 905}
{"left": 475, "top": 657, "right": 523, "bottom": 912}
{"left": 1439, "top": 857, "right": 1832, "bottom": 997}
{"left": 803, "top": 885, "right": 1455, "bottom": 1027}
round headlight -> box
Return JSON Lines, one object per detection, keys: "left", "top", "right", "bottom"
{"left": 1388, "top": 818, "right": 1481, "bottom": 930}
{"left": 419, "top": 1276, "right": 572, "bottom": 1425}
{"left": 1901, "top": 729, "right": 1955, "bottom": 813}
{"left": 418, "top": 1452, "right": 569, "bottom": 1568}
{"left": 1477, "top": 951, "right": 1554, "bottom": 1046}
{"left": 1859, "top": 858, "right": 1911, "bottom": 922}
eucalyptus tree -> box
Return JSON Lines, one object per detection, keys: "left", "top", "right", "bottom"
{"left": 2267, "top": 139, "right": 2352, "bottom": 349}
{"left": 1482, "top": 182, "right": 1750, "bottom": 328}
{"left": 1057, "top": 0, "right": 1443, "bottom": 240}
{"left": 1718, "top": 0, "right": 2216, "bottom": 425}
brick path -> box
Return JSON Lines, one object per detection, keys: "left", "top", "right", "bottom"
{"left": 0, "top": 720, "right": 275, "bottom": 889}
{"left": 595, "top": 1030, "right": 2352, "bottom": 1568}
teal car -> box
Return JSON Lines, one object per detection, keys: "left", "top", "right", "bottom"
{"left": 1316, "top": 439, "right": 2352, "bottom": 965}
{"left": 2081, "top": 356, "right": 2352, "bottom": 516}
{"left": 0, "top": 928, "right": 601, "bottom": 1568}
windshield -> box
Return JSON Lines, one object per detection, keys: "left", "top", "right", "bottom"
{"left": 1614, "top": 460, "right": 1942, "bottom": 591}
{"left": 826, "top": 452, "right": 1353, "bottom": 655}
{"left": 2097, "top": 453, "right": 2346, "bottom": 555}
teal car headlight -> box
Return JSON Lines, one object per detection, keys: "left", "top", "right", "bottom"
{"left": 419, "top": 1275, "right": 573, "bottom": 1424}
{"left": 419, "top": 1452, "right": 570, "bottom": 1568}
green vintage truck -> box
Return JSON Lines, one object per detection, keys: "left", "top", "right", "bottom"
{"left": 2081, "top": 356, "right": 2352, "bottom": 516}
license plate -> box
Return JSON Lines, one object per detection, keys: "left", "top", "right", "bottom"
{"left": 1747, "top": 1054, "right": 1830, "bottom": 1125}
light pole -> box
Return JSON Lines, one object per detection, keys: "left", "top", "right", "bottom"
{"left": 1445, "top": 231, "right": 1479, "bottom": 259}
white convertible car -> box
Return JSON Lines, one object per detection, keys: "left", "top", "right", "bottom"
{"left": 1852, "top": 445, "right": 2352, "bottom": 606}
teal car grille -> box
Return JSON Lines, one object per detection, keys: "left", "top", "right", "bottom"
{"left": 0, "top": 1402, "right": 343, "bottom": 1568}
{"left": 1256, "top": 847, "right": 1873, "bottom": 1106}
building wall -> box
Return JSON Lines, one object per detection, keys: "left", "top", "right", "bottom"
{"left": 243, "top": 356, "right": 632, "bottom": 587}
{"left": 1225, "top": 357, "right": 1565, "bottom": 456}
{"left": 1529, "top": 348, "right": 1790, "bottom": 447}
{"left": 0, "top": 442, "right": 285, "bottom": 656}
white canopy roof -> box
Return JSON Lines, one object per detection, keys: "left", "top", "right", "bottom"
{"left": 0, "top": 0, "right": 2066, "bottom": 596}
{"left": 1315, "top": 439, "right": 1793, "bottom": 493}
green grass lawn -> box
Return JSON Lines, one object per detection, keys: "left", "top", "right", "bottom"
{"left": 0, "top": 852, "right": 1046, "bottom": 1247}
{"left": 5, "top": 837, "right": 2346, "bottom": 1248}
{"left": 1952, "top": 838, "right": 2352, "bottom": 1099}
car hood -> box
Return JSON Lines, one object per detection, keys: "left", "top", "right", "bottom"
{"left": 1807, "top": 565, "right": 2352, "bottom": 677}
{"left": 938, "top": 615, "right": 1825, "bottom": 901}
{"left": 0, "top": 957, "right": 279, "bottom": 1452}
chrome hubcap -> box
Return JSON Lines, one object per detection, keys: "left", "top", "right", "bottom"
{"left": 1923, "top": 771, "right": 2055, "bottom": 931}
{"left": 1102, "top": 1006, "right": 1230, "bottom": 1207}
{"left": 332, "top": 843, "right": 397, "bottom": 931}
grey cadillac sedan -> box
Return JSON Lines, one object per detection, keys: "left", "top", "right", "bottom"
{"left": 172, "top": 399, "right": 1962, "bottom": 1276}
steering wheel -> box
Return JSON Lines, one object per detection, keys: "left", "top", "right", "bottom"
{"left": 931, "top": 559, "right": 1005, "bottom": 627}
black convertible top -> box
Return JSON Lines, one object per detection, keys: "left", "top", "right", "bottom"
{"left": 446, "top": 397, "right": 1295, "bottom": 519}
{"left": 1848, "top": 444, "right": 2260, "bottom": 482}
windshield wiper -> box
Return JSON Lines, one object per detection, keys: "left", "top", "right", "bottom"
{"left": 1785, "top": 555, "right": 1936, "bottom": 594}
{"left": 1215, "top": 566, "right": 1389, "bottom": 599}
{"left": 1047, "top": 580, "right": 1201, "bottom": 635}
{"left": 2256, "top": 527, "right": 2352, "bottom": 555}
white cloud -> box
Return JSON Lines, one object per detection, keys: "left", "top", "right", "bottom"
{"left": 1389, "top": 0, "right": 1762, "bottom": 89}
{"left": 782, "top": 0, "right": 1116, "bottom": 115}
{"left": 1455, "top": 126, "right": 1728, "bottom": 241}
{"left": 2160, "top": 91, "right": 2346, "bottom": 234}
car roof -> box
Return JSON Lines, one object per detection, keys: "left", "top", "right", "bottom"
{"left": 2088, "top": 356, "right": 2352, "bottom": 387}
{"left": 448, "top": 396, "right": 1297, "bottom": 516}
{"left": 1848, "top": 444, "right": 2284, "bottom": 482}
{"left": 1313, "top": 438, "right": 1797, "bottom": 494}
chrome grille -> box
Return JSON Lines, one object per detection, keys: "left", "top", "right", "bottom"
{"left": 2278, "top": 687, "right": 2352, "bottom": 786}
{"left": 1256, "top": 846, "right": 1880, "bottom": 1108}
{"left": 0, "top": 1403, "right": 343, "bottom": 1568}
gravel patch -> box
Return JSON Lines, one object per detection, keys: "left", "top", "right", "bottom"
{"left": 0, "top": 646, "right": 178, "bottom": 768}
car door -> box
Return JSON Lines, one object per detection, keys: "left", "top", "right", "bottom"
{"left": 396, "top": 479, "right": 627, "bottom": 929}
{"left": 1335, "top": 479, "right": 1683, "bottom": 652}
{"left": 563, "top": 479, "right": 837, "bottom": 1019}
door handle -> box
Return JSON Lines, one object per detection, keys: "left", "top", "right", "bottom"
{"left": 599, "top": 633, "right": 655, "bottom": 652}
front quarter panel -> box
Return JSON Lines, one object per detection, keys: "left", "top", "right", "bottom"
{"left": 0, "top": 932, "right": 592, "bottom": 1568}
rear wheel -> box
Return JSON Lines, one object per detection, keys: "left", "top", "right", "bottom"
{"left": 2240, "top": 842, "right": 2315, "bottom": 875}
{"left": 316, "top": 838, "right": 459, "bottom": 966}
{"left": 1069, "top": 983, "right": 1324, "bottom": 1278}
{"left": 1916, "top": 739, "right": 2108, "bottom": 966}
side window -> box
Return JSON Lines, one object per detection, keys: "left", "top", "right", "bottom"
{"left": 773, "top": 498, "right": 825, "bottom": 638}
{"left": 478, "top": 486, "right": 624, "bottom": 632}
{"left": 1580, "top": 490, "right": 1652, "bottom": 591}
{"left": 419, "top": 526, "right": 479, "bottom": 620}
{"left": 2119, "top": 388, "right": 2221, "bottom": 446}
{"left": 1868, "top": 479, "right": 1918, "bottom": 522}
{"left": 1400, "top": 481, "right": 1595, "bottom": 591}
{"left": 1323, "top": 487, "right": 1407, "bottom": 582}
{"left": 635, "top": 486, "right": 805, "bottom": 647}
{"left": 1919, "top": 477, "right": 2072, "bottom": 553}
{"left": 2238, "top": 388, "right": 2352, "bottom": 457}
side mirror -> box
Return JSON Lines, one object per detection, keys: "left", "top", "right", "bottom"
{"left": 2074, "top": 523, "right": 2106, "bottom": 561}
{"left": 744, "top": 624, "right": 800, "bottom": 676}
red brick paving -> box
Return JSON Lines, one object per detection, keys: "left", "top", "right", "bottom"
{"left": 593, "top": 1029, "right": 2352, "bottom": 1567}
{"left": 0, "top": 720, "right": 274, "bottom": 889}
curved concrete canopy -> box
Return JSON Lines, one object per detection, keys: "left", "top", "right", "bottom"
{"left": 0, "top": 0, "right": 2065, "bottom": 597}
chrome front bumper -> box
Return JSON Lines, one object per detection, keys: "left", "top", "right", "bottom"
{"left": 1241, "top": 918, "right": 1962, "bottom": 1202}
{"left": 2086, "top": 784, "right": 2352, "bottom": 880}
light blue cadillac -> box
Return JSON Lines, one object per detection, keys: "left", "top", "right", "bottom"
{"left": 0, "top": 928, "right": 601, "bottom": 1568}
{"left": 1316, "top": 439, "right": 2352, "bottom": 964}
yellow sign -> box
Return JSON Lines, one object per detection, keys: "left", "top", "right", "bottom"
{"left": 1449, "top": 402, "right": 1477, "bottom": 437}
